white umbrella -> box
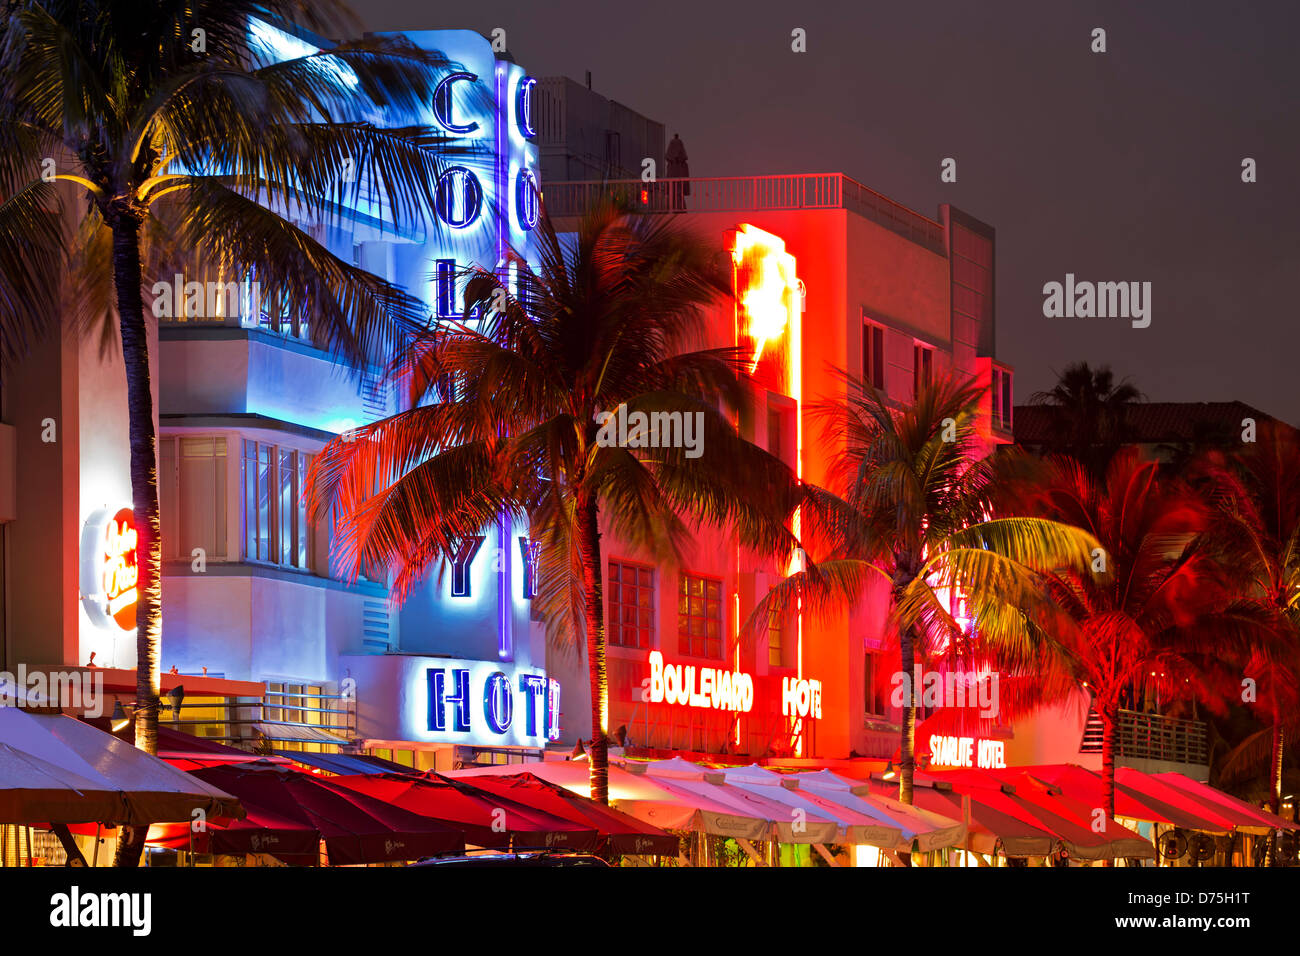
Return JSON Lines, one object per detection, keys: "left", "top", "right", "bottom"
{"left": 0, "top": 706, "right": 241, "bottom": 825}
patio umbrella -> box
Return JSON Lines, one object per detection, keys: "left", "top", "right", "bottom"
{"left": 720, "top": 765, "right": 904, "bottom": 848}
{"left": 796, "top": 771, "right": 966, "bottom": 852}
{"left": 1145, "top": 772, "right": 1299, "bottom": 834}
{"left": 0, "top": 707, "right": 241, "bottom": 825}
{"left": 328, "top": 772, "right": 600, "bottom": 850}
{"left": 872, "top": 773, "right": 1058, "bottom": 857}
{"left": 454, "top": 773, "right": 680, "bottom": 855}
{"left": 1017, "top": 764, "right": 1231, "bottom": 834}
{"left": 928, "top": 768, "right": 1155, "bottom": 860}
{"left": 446, "top": 760, "right": 769, "bottom": 837}
{"left": 635, "top": 758, "right": 840, "bottom": 843}
{"left": 189, "top": 761, "right": 464, "bottom": 864}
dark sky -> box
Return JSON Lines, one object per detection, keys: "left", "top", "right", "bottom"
{"left": 359, "top": 0, "right": 1300, "bottom": 424}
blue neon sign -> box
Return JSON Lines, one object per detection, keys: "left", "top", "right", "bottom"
{"left": 432, "top": 71, "right": 480, "bottom": 134}
{"left": 426, "top": 662, "right": 557, "bottom": 742}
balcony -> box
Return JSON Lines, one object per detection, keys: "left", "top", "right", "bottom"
{"left": 541, "top": 173, "right": 947, "bottom": 255}
{"left": 1080, "top": 708, "right": 1209, "bottom": 766}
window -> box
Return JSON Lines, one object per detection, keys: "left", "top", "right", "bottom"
{"left": 992, "top": 367, "right": 1013, "bottom": 430}
{"left": 609, "top": 560, "right": 654, "bottom": 649}
{"left": 862, "top": 314, "right": 885, "bottom": 390}
{"left": 767, "top": 402, "right": 792, "bottom": 466}
{"left": 159, "top": 436, "right": 227, "bottom": 560}
{"left": 242, "top": 439, "right": 314, "bottom": 570}
{"left": 678, "top": 573, "right": 723, "bottom": 659}
{"left": 768, "top": 610, "right": 784, "bottom": 667}
{"left": 913, "top": 344, "right": 933, "bottom": 398}
{"left": 865, "top": 652, "right": 887, "bottom": 717}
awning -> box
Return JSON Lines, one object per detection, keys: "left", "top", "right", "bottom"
{"left": 0, "top": 707, "right": 242, "bottom": 825}
{"left": 252, "top": 722, "right": 350, "bottom": 745}
{"left": 1017, "top": 764, "right": 1230, "bottom": 834}
{"left": 794, "top": 769, "right": 967, "bottom": 852}
{"left": 720, "top": 765, "right": 905, "bottom": 848}
{"left": 273, "top": 750, "right": 416, "bottom": 776}
{"left": 445, "top": 759, "right": 768, "bottom": 837}
{"left": 1124, "top": 770, "right": 1296, "bottom": 835}
{"left": 187, "top": 760, "right": 464, "bottom": 864}
{"left": 329, "top": 771, "right": 601, "bottom": 850}
{"left": 928, "top": 768, "right": 1155, "bottom": 860}
{"left": 454, "top": 773, "right": 680, "bottom": 855}
{"left": 872, "top": 773, "right": 1058, "bottom": 857}
{"left": 635, "top": 758, "right": 841, "bottom": 844}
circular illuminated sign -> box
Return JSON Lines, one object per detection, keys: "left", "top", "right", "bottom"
{"left": 80, "top": 506, "right": 138, "bottom": 631}
{"left": 516, "top": 76, "right": 536, "bottom": 137}
{"left": 432, "top": 71, "right": 480, "bottom": 134}
{"left": 435, "top": 166, "right": 483, "bottom": 229}
{"left": 515, "top": 168, "right": 539, "bottom": 230}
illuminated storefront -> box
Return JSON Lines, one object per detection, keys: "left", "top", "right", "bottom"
{"left": 546, "top": 182, "right": 1015, "bottom": 765}
{"left": 148, "top": 23, "right": 554, "bottom": 767}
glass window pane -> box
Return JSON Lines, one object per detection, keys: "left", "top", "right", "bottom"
{"left": 159, "top": 438, "right": 177, "bottom": 561}
{"left": 298, "top": 454, "right": 310, "bottom": 569}
{"left": 258, "top": 445, "right": 274, "bottom": 562}
{"left": 243, "top": 440, "right": 257, "bottom": 560}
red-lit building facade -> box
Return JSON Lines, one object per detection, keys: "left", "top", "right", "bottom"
{"left": 546, "top": 174, "right": 1014, "bottom": 764}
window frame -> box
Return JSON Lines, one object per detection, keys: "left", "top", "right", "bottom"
{"left": 861, "top": 311, "right": 885, "bottom": 391}
{"left": 913, "top": 343, "right": 934, "bottom": 398}
{"left": 608, "top": 558, "right": 656, "bottom": 650}
{"left": 677, "top": 571, "right": 725, "bottom": 660}
{"left": 158, "top": 434, "right": 228, "bottom": 562}
{"left": 241, "top": 438, "right": 316, "bottom": 572}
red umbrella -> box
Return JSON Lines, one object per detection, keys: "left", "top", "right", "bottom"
{"left": 455, "top": 772, "right": 680, "bottom": 855}
{"left": 189, "top": 761, "right": 464, "bottom": 864}
{"left": 328, "top": 772, "right": 600, "bottom": 850}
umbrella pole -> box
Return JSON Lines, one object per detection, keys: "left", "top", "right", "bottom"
{"left": 92, "top": 825, "right": 101, "bottom": 867}
{"left": 49, "top": 825, "right": 89, "bottom": 867}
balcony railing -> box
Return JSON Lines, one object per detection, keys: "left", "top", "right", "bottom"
{"left": 1080, "top": 708, "right": 1209, "bottom": 766}
{"left": 541, "top": 173, "right": 948, "bottom": 255}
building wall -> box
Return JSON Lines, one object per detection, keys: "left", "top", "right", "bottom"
{"left": 536, "top": 76, "right": 666, "bottom": 183}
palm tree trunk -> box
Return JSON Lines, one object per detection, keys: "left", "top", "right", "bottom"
{"left": 1269, "top": 722, "right": 1283, "bottom": 816}
{"left": 1100, "top": 709, "right": 1117, "bottom": 816}
{"left": 899, "top": 624, "right": 917, "bottom": 805}
{"left": 1100, "top": 707, "right": 1117, "bottom": 867}
{"left": 107, "top": 212, "right": 162, "bottom": 867}
{"left": 575, "top": 492, "right": 609, "bottom": 804}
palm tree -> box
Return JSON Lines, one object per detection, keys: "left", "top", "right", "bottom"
{"left": 306, "top": 204, "right": 802, "bottom": 804}
{"left": 750, "top": 372, "right": 1099, "bottom": 804}
{"left": 1013, "top": 448, "right": 1274, "bottom": 818}
{"left": 0, "top": 0, "right": 473, "bottom": 864}
{"left": 1029, "top": 361, "right": 1142, "bottom": 477}
{"left": 1198, "top": 420, "right": 1300, "bottom": 815}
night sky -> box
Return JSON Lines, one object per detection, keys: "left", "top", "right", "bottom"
{"left": 360, "top": 0, "right": 1300, "bottom": 424}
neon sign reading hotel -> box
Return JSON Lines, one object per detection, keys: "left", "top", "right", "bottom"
{"left": 928, "top": 734, "right": 1006, "bottom": 769}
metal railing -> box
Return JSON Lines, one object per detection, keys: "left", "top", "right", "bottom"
{"left": 1080, "top": 708, "right": 1209, "bottom": 765}
{"left": 166, "top": 687, "right": 356, "bottom": 749}
{"left": 541, "top": 173, "right": 947, "bottom": 255}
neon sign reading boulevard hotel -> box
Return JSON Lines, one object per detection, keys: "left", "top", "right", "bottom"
{"left": 647, "top": 651, "right": 823, "bottom": 719}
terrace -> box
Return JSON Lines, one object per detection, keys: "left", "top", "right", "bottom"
{"left": 541, "top": 173, "right": 948, "bottom": 256}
